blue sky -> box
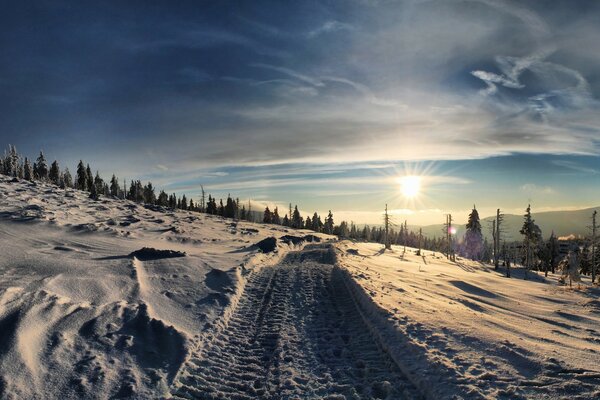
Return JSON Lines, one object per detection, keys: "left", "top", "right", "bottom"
{"left": 2, "top": 0, "right": 599, "bottom": 225}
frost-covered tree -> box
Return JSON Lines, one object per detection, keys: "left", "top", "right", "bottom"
{"left": 463, "top": 205, "right": 483, "bottom": 260}
{"left": 94, "top": 172, "right": 104, "bottom": 195}
{"left": 34, "top": 151, "right": 48, "bottom": 181}
{"left": 520, "top": 204, "right": 542, "bottom": 278}
{"left": 89, "top": 180, "right": 99, "bottom": 200}
{"left": 23, "top": 157, "right": 33, "bottom": 181}
{"left": 63, "top": 168, "right": 73, "bottom": 188}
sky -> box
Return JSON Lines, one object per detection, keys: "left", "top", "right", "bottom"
{"left": 1, "top": 0, "right": 600, "bottom": 225}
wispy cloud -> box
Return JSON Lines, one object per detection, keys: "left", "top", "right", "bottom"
{"left": 520, "top": 183, "right": 555, "bottom": 194}
{"left": 307, "top": 20, "right": 354, "bottom": 38}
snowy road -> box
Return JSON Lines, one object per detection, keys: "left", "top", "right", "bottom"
{"left": 172, "top": 246, "right": 421, "bottom": 399}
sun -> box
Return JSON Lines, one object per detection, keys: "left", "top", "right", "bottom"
{"left": 399, "top": 175, "right": 421, "bottom": 198}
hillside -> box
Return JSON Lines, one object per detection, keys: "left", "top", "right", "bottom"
{"left": 1, "top": 175, "right": 599, "bottom": 399}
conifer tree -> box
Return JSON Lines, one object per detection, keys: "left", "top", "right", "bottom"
{"left": 76, "top": 161, "right": 87, "bottom": 190}
{"left": 34, "top": 151, "right": 49, "bottom": 181}
{"left": 85, "top": 164, "right": 93, "bottom": 192}
{"left": 94, "top": 172, "right": 104, "bottom": 195}
{"left": 324, "top": 211, "right": 334, "bottom": 234}
{"left": 181, "top": 194, "right": 188, "bottom": 210}
{"left": 520, "top": 204, "right": 542, "bottom": 278}
{"left": 292, "top": 205, "right": 302, "bottom": 229}
{"left": 49, "top": 161, "right": 60, "bottom": 185}
{"left": 157, "top": 190, "right": 168, "bottom": 207}
{"left": 463, "top": 205, "right": 483, "bottom": 260}
{"left": 63, "top": 168, "right": 73, "bottom": 188}
{"left": 272, "top": 207, "right": 281, "bottom": 225}
{"left": 263, "top": 206, "right": 272, "bottom": 223}
{"left": 23, "top": 157, "right": 33, "bottom": 181}
{"left": 89, "top": 180, "right": 99, "bottom": 200}
{"left": 109, "top": 175, "right": 120, "bottom": 197}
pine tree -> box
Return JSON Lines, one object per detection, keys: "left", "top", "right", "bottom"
{"left": 23, "top": 157, "right": 33, "bottom": 181}
{"left": 76, "top": 161, "right": 87, "bottom": 190}
{"left": 63, "top": 168, "right": 73, "bottom": 188}
{"left": 49, "top": 161, "right": 60, "bottom": 185}
{"left": 35, "top": 151, "right": 49, "bottom": 181}
{"left": 181, "top": 194, "right": 188, "bottom": 210}
{"left": 89, "top": 180, "right": 99, "bottom": 200}
{"left": 94, "top": 172, "right": 104, "bottom": 195}
{"left": 143, "top": 182, "right": 156, "bottom": 204}
{"left": 85, "top": 164, "right": 93, "bottom": 192}
{"left": 157, "top": 190, "right": 168, "bottom": 207}
{"left": 109, "top": 175, "right": 120, "bottom": 197}
{"left": 282, "top": 214, "right": 290, "bottom": 227}
{"left": 304, "top": 215, "right": 312, "bottom": 229}
{"left": 324, "top": 211, "right": 334, "bottom": 234}
{"left": 463, "top": 205, "right": 483, "bottom": 260}
{"left": 292, "top": 205, "right": 302, "bottom": 229}
{"left": 272, "top": 207, "right": 281, "bottom": 225}
{"left": 520, "top": 204, "right": 542, "bottom": 278}
{"left": 263, "top": 206, "right": 272, "bottom": 224}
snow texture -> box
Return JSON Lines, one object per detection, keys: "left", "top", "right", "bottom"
{"left": 1, "top": 175, "right": 599, "bottom": 399}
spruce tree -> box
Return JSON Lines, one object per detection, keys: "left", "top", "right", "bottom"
{"left": 49, "top": 161, "right": 60, "bottom": 185}
{"left": 76, "top": 161, "right": 87, "bottom": 190}
{"left": 463, "top": 205, "right": 483, "bottom": 260}
{"left": 63, "top": 168, "right": 73, "bottom": 188}
{"left": 89, "top": 180, "right": 99, "bottom": 200}
{"left": 157, "top": 190, "right": 168, "bottom": 207}
{"left": 110, "top": 175, "right": 120, "bottom": 197}
{"left": 292, "top": 205, "right": 302, "bottom": 229}
{"left": 35, "top": 151, "right": 49, "bottom": 181}
{"left": 23, "top": 157, "right": 33, "bottom": 181}
{"left": 85, "top": 164, "right": 93, "bottom": 192}
{"left": 94, "top": 172, "right": 104, "bottom": 195}
{"left": 269, "top": 207, "right": 279, "bottom": 224}
{"left": 520, "top": 204, "right": 542, "bottom": 278}
{"left": 324, "top": 211, "right": 334, "bottom": 234}
{"left": 263, "top": 206, "right": 272, "bottom": 223}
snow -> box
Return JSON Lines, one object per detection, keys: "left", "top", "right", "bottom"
{"left": 0, "top": 176, "right": 328, "bottom": 399}
{"left": 335, "top": 241, "right": 600, "bottom": 399}
{"left": 2, "top": 174, "right": 599, "bottom": 399}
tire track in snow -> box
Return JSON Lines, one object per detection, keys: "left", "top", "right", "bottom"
{"left": 172, "top": 246, "right": 421, "bottom": 399}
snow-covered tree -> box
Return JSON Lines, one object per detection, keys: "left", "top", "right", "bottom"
{"left": 463, "top": 205, "right": 483, "bottom": 260}
{"left": 34, "top": 151, "right": 48, "bottom": 181}
{"left": 520, "top": 204, "right": 542, "bottom": 278}
{"left": 23, "top": 157, "right": 33, "bottom": 181}
{"left": 63, "top": 168, "right": 73, "bottom": 188}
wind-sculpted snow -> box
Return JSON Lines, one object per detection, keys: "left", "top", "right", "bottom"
{"left": 0, "top": 175, "right": 331, "bottom": 399}
{"left": 172, "top": 245, "right": 421, "bottom": 399}
{"left": 336, "top": 241, "right": 600, "bottom": 399}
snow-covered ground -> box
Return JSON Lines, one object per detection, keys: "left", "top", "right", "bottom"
{"left": 2, "top": 174, "right": 599, "bottom": 399}
{"left": 0, "top": 176, "right": 329, "bottom": 399}
{"left": 336, "top": 242, "right": 600, "bottom": 399}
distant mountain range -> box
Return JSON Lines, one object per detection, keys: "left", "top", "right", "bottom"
{"left": 417, "top": 206, "right": 600, "bottom": 241}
